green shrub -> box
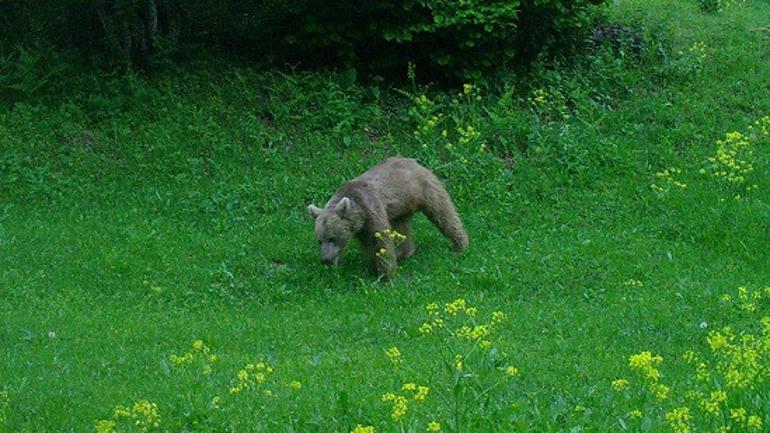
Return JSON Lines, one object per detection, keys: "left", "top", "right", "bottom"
{"left": 1, "top": 0, "right": 608, "bottom": 81}
{"left": 227, "top": 0, "right": 610, "bottom": 81}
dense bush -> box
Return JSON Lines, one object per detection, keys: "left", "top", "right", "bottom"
{"left": 0, "top": 0, "right": 608, "bottom": 81}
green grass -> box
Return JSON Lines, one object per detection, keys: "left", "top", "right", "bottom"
{"left": 1, "top": 0, "right": 770, "bottom": 432}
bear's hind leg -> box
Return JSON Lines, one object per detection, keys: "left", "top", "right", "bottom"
{"left": 393, "top": 217, "right": 415, "bottom": 260}
{"left": 421, "top": 183, "right": 469, "bottom": 252}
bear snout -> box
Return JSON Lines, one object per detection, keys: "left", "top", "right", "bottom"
{"left": 320, "top": 243, "right": 341, "bottom": 266}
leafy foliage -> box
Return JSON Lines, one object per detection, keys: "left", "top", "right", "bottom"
{"left": 0, "top": 0, "right": 608, "bottom": 80}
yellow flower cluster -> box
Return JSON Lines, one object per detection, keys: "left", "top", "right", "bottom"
{"left": 444, "top": 298, "right": 467, "bottom": 315}
{"left": 665, "top": 407, "right": 693, "bottom": 433}
{"left": 651, "top": 167, "right": 687, "bottom": 194}
{"left": 374, "top": 229, "right": 407, "bottom": 242}
{"left": 374, "top": 229, "right": 406, "bottom": 264}
{"left": 169, "top": 339, "right": 218, "bottom": 374}
{"left": 351, "top": 425, "right": 376, "bottom": 433}
{"left": 454, "top": 324, "right": 490, "bottom": 341}
{"left": 706, "top": 321, "right": 769, "bottom": 389}
{"left": 747, "top": 415, "right": 763, "bottom": 429}
{"left": 427, "top": 421, "right": 441, "bottom": 431}
{"left": 456, "top": 125, "right": 480, "bottom": 147}
{"left": 651, "top": 383, "right": 671, "bottom": 400}
{"left": 420, "top": 299, "right": 507, "bottom": 361}
{"left": 721, "top": 285, "right": 768, "bottom": 313}
{"left": 505, "top": 366, "right": 519, "bottom": 378}
{"left": 707, "top": 131, "right": 755, "bottom": 187}
{"left": 96, "top": 400, "right": 160, "bottom": 433}
{"left": 229, "top": 361, "right": 273, "bottom": 395}
{"left": 95, "top": 420, "right": 116, "bottom": 433}
{"left": 385, "top": 347, "right": 402, "bottom": 364}
{"left": 628, "top": 351, "right": 663, "bottom": 381}
{"left": 454, "top": 354, "right": 464, "bottom": 371}
{"left": 412, "top": 94, "right": 443, "bottom": 138}
{"left": 611, "top": 379, "right": 630, "bottom": 391}
{"left": 618, "top": 282, "right": 770, "bottom": 433}
{"left": 382, "top": 383, "right": 429, "bottom": 420}
{"left": 628, "top": 351, "right": 671, "bottom": 400}
{"left": 698, "top": 390, "right": 727, "bottom": 414}
{"left": 529, "top": 88, "right": 548, "bottom": 106}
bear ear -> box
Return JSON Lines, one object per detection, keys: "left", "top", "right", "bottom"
{"left": 308, "top": 204, "right": 323, "bottom": 218}
{"left": 335, "top": 197, "right": 351, "bottom": 216}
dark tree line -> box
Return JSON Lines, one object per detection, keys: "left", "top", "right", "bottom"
{"left": 0, "top": 0, "right": 608, "bottom": 80}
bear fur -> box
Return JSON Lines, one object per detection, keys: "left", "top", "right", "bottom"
{"left": 308, "top": 157, "right": 468, "bottom": 279}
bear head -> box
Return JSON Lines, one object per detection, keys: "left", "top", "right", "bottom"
{"left": 308, "top": 197, "right": 360, "bottom": 266}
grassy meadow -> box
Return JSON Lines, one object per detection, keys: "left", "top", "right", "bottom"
{"left": 1, "top": 0, "right": 770, "bottom": 432}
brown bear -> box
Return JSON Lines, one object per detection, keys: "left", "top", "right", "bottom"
{"left": 308, "top": 156, "right": 468, "bottom": 279}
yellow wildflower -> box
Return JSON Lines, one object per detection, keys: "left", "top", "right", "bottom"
{"left": 730, "top": 408, "right": 747, "bottom": 422}
{"left": 427, "top": 421, "right": 441, "bottom": 432}
{"left": 385, "top": 347, "right": 402, "bottom": 363}
{"left": 351, "top": 425, "right": 376, "bottom": 433}
{"left": 491, "top": 311, "right": 505, "bottom": 324}
{"left": 747, "top": 415, "right": 763, "bottom": 429}
{"left": 695, "top": 362, "right": 710, "bottom": 382}
{"left": 611, "top": 379, "right": 630, "bottom": 391}
{"left": 455, "top": 325, "right": 471, "bottom": 339}
{"left": 469, "top": 325, "right": 490, "bottom": 340}
{"left": 95, "top": 420, "right": 117, "bottom": 433}
{"left": 699, "top": 390, "right": 727, "bottom": 414}
{"left": 415, "top": 386, "right": 429, "bottom": 402}
{"left": 419, "top": 322, "right": 433, "bottom": 334}
{"left": 454, "top": 354, "right": 463, "bottom": 371}
{"left": 391, "top": 396, "right": 408, "bottom": 420}
{"left": 289, "top": 381, "right": 302, "bottom": 390}
{"left": 253, "top": 372, "right": 266, "bottom": 384}
{"left": 112, "top": 406, "right": 131, "bottom": 418}
{"left": 628, "top": 351, "right": 663, "bottom": 381}
{"left": 652, "top": 383, "right": 670, "bottom": 400}
{"left": 445, "top": 299, "right": 467, "bottom": 315}
{"left": 665, "top": 407, "right": 692, "bottom": 433}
